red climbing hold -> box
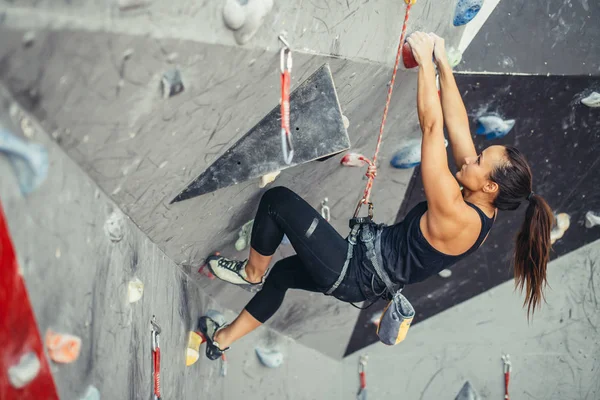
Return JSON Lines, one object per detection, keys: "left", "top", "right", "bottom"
{"left": 402, "top": 42, "right": 418, "bottom": 69}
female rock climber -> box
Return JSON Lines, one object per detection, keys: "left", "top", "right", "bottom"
{"left": 198, "top": 32, "right": 554, "bottom": 360}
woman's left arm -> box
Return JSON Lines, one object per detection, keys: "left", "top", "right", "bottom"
{"left": 408, "top": 33, "right": 463, "bottom": 216}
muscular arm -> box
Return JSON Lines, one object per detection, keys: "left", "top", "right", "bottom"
{"left": 438, "top": 60, "right": 477, "bottom": 169}
{"left": 418, "top": 61, "right": 463, "bottom": 216}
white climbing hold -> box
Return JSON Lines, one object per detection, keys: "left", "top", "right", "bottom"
{"left": 370, "top": 311, "right": 382, "bottom": 327}
{"left": 8, "top": 352, "right": 41, "bottom": 389}
{"left": 128, "top": 277, "right": 144, "bottom": 303}
{"left": 476, "top": 114, "right": 515, "bottom": 140}
{"left": 235, "top": 219, "right": 254, "bottom": 251}
{"left": 581, "top": 91, "right": 600, "bottom": 108}
{"left": 340, "top": 153, "right": 367, "bottom": 167}
{"left": 104, "top": 211, "right": 125, "bottom": 242}
{"left": 551, "top": 213, "right": 571, "bottom": 244}
{"left": 259, "top": 170, "right": 280, "bottom": 188}
{"left": 438, "top": 269, "right": 452, "bottom": 278}
{"left": 223, "top": 0, "right": 247, "bottom": 30}
{"left": 22, "top": 31, "right": 35, "bottom": 47}
{"left": 585, "top": 211, "right": 600, "bottom": 228}
{"left": 222, "top": 0, "right": 274, "bottom": 45}
{"left": 342, "top": 115, "right": 350, "bottom": 129}
{"left": 80, "top": 385, "right": 101, "bottom": 400}
{"left": 255, "top": 347, "right": 284, "bottom": 368}
{"left": 446, "top": 47, "right": 463, "bottom": 68}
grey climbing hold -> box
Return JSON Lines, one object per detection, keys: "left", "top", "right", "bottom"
{"left": 161, "top": 69, "right": 184, "bottom": 99}
{"left": 585, "top": 211, "right": 600, "bottom": 228}
{"left": 8, "top": 352, "right": 41, "bottom": 389}
{"left": 255, "top": 347, "right": 284, "bottom": 368}
{"left": 455, "top": 381, "right": 480, "bottom": 400}
{"left": 0, "top": 129, "right": 48, "bottom": 195}
{"left": 22, "top": 31, "right": 35, "bottom": 47}
{"left": 104, "top": 211, "right": 126, "bottom": 242}
{"left": 446, "top": 47, "right": 463, "bottom": 67}
{"left": 581, "top": 91, "right": 600, "bottom": 108}
{"left": 235, "top": 219, "right": 254, "bottom": 251}
{"left": 80, "top": 385, "right": 101, "bottom": 400}
{"left": 222, "top": 0, "right": 274, "bottom": 45}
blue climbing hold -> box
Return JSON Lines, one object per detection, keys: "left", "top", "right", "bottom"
{"left": 453, "top": 0, "right": 484, "bottom": 26}
{"left": 475, "top": 114, "right": 515, "bottom": 140}
{"left": 390, "top": 138, "right": 449, "bottom": 169}
{"left": 0, "top": 129, "right": 48, "bottom": 195}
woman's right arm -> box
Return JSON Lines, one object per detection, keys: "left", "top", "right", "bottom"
{"left": 432, "top": 34, "right": 477, "bottom": 170}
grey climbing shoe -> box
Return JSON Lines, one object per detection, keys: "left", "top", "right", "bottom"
{"left": 198, "top": 316, "right": 228, "bottom": 361}
{"left": 206, "top": 254, "right": 263, "bottom": 288}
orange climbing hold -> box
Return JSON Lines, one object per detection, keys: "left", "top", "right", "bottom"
{"left": 45, "top": 330, "right": 81, "bottom": 364}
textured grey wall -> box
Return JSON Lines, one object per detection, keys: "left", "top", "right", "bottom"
{"left": 0, "top": 86, "right": 342, "bottom": 399}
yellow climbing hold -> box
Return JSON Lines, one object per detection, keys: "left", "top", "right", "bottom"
{"left": 186, "top": 331, "right": 204, "bottom": 366}
{"left": 404, "top": 0, "right": 417, "bottom": 4}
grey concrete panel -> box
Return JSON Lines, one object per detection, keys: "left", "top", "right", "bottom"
{"left": 458, "top": 0, "right": 600, "bottom": 75}
{"left": 0, "top": 87, "right": 343, "bottom": 399}
{"left": 342, "top": 239, "right": 600, "bottom": 400}
{"left": 0, "top": 0, "right": 465, "bottom": 66}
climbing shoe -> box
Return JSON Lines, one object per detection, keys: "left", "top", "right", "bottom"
{"left": 198, "top": 316, "right": 229, "bottom": 361}
{"left": 206, "top": 254, "right": 263, "bottom": 289}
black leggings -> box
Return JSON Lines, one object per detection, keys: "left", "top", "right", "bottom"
{"left": 245, "top": 187, "right": 367, "bottom": 323}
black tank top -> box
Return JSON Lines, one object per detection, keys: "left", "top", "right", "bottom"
{"left": 378, "top": 201, "right": 495, "bottom": 285}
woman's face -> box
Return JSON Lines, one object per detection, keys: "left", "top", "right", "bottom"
{"left": 456, "top": 145, "right": 506, "bottom": 192}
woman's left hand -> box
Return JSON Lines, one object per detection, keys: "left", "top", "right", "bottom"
{"left": 406, "top": 32, "right": 435, "bottom": 67}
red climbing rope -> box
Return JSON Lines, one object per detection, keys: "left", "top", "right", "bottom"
{"left": 353, "top": 0, "right": 414, "bottom": 218}
{"left": 279, "top": 35, "right": 294, "bottom": 165}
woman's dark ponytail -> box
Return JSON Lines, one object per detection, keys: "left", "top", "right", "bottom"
{"left": 513, "top": 194, "right": 554, "bottom": 319}
{"left": 489, "top": 146, "right": 554, "bottom": 319}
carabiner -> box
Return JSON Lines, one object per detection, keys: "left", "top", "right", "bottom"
{"left": 281, "top": 128, "right": 294, "bottom": 164}
{"left": 321, "top": 198, "right": 331, "bottom": 221}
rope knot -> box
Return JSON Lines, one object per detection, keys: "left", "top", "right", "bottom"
{"left": 365, "top": 163, "right": 377, "bottom": 179}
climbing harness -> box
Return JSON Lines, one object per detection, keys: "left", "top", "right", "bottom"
{"left": 279, "top": 35, "right": 294, "bottom": 165}
{"left": 351, "top": 0, "right": 414, "bottom": 220}
{"left": 330, "top": 1, "right": 417, "bottom": 341}
{"left": 502, "top": 354, "right": 511, "bottom": 400}
{"left": 151, "top": 316, "right": 162, "bottom": 400}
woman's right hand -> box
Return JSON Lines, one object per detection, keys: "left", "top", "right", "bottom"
{"left": 406, "top": 31, "right": 435, "bottom": 67}
{"left": 430, "top": 33, "right": 448, "bottom": 67}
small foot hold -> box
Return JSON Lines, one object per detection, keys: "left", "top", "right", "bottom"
{"left": 186, "top": 331, "right": 205, "bottom": 366}
{"left": 340, "top": 153, "right": 368, "bottom": 167}
{"left": 581, "top": 91, "right": 600, "bottom": 108}
{"left": 476, "top": 114, "right": 515, "bottom": 140}
{"left": 255, "top": 347, "right": 284, "bottom": 368}
{"left": 585, "top": 211, "right": 600, "bottom": 228}
{"left": 45, "top": 330, "right": 82, "bottom": 364}
{"left": 550, "top": 213, "right": 571, "bottom": 244}
{"left": 8, "top": 352, "right": 41, "bottom": 389}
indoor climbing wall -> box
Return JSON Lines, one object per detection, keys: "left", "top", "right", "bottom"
{"left": 0, "top": 0, "right": 599, "bottom": 399}
{"left": 0, "top": 0, "right": 471, "bottom": 360}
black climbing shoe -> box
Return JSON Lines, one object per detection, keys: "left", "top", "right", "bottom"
{"left": 206, "top": 254, "right": 264, "bottom": 291}
{"left": 198, "top": 316, "right": 229, "bottom": 361}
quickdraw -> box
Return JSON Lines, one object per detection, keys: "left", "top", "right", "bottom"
{"left": 502, "top": 354, "right": 511, "bottom": 400}
{"left": 279, "top": 35, "right": 294, "bottom": 165}
{"left": 151, "top": 316, "right": 162, "bottom": 400}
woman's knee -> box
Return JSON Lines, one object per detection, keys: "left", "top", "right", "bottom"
{"left": 264, "top": 260, "right": 294, "bottom": 291}
{"left": 261, "top": 186, "right": 297, "bottom": 207}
